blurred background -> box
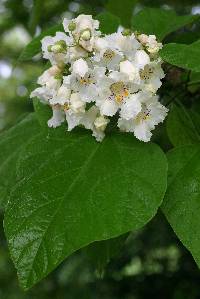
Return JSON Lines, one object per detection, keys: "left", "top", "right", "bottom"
{"left": 1, "top": 0, "right": 200, "bottom": 298}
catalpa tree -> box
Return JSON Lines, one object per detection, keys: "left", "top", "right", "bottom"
{"left": 1, "top": 2, "right": 200, "bottom": 291}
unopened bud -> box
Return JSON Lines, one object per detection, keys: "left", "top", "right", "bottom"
{"left": 51, "top": 40, "right": 67, "bottom": 54}
{"left": 51, "top": 44, "right": 63, "bottom": 54}
{"left": 68, "top": 21, "right": 76, "bottom": 31}
{"left": 94, "top": 116, "right": 109, "bottom": 131}
{"left": 122, "top": 28, "right": 132, "bottom": 36}
{"left": 80, "top": 29, "right": 91, "bottom": 41}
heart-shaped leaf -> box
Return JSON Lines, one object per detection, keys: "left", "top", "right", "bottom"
{"left": 162, "top": 145, "right": 200, "bottom": 267}
{"left": 0, "top": 113, "right": 40, "bottom": 208}
{"left": 167, "top": 104, "right": 200, "bottom": 146}
{"left": 106, "top": 0, "right": 138, "bottom": 27}
{"left": 160, "top": 40, "right": 200, "bottom": 72}
{"left": 96, "top": 12, "right": 120, "bottom": 34}
{"left": 132, "top": 8, "right": 199, "bottom": 41}
{"left": 4, "top": 129, "right": 167, "bottom": 289}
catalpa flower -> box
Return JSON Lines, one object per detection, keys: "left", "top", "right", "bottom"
{"left": 31, "top": 14, "right": 168, "bottom": 142}
{"left": 64, "top": 58, "right": 106, "bottom": 103}
{"left": 118, "top": 93, "right": 168, "bottom": 142}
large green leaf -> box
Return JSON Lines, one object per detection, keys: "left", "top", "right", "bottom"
{"left": 85, "top": 233, "right": 128, "bottom": 276}
{"left": 106, "top": 0, "right": 138, "bottom": 27}
{"left": 131, "top": 8, "right": 200, "bottom": 41}
{"left": 162, "top": 145, "right": 200, "bottom": 267}
{"left": 160, "top": 40, "right": 200, "bottom": 72}
{"left": 4, "top": 129, "right": 167, "bottom": 289}
{"left": 19, "top": 24, "right": 63, "bottom": 61}
{"left": 33, "top": 98, "right": 52, "bottom": 127}
{"left": 0, "top": 113, "right": 40, "bottom": 208}
{"left": 96, "top": 11, "right": 120, "bottom": 34}
{"left": 167, "top": 104, "right": 200, "bottom": 146}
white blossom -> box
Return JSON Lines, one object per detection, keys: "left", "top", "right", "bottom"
{"left": 96, "top": 71, "right": 139, "bottom": 118}
{"left": 118, "top": 94, "right": 168, "bottom": 142}
{"left": 138, "top": 34, "right": 163, "bottom": 54}
{"left": 64, "top": 64, "right": 106, "bottom": 103}
{"left": 93, "top": 36, "right": 123, "bottom": 71}
{"left": 42, "top": 32, "right": 71, "bottom": 65}
{"left": 31, "top": 14, "right": 168, "bottom": 142}
{"left": 63, "top": 14, "right": 100, "bottom": 52}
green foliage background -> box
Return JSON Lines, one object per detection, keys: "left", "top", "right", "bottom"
{"left": 1, "top": 0, "right": 200, "bottom": 298}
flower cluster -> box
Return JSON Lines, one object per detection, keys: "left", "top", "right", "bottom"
{"left": 31, "top": 14, "right": 168, "bottom": 142}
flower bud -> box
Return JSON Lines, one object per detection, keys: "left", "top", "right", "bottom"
{"left": 80, "top": 29, "right": 91, "bottom": 41}
{"left": 122, "top": 29, "right": 132, "bottom": 36}
{"left": 68, "top": 21, "right": 76, "bottom": 31}
{"left": 94, "top": 116, "right": 109, "bottom": 132}
{"left": 51, "top": 44, "right": 63, "bottom": 54}
{"left": 51, "top": 40, "right": 67, "bottom": 54}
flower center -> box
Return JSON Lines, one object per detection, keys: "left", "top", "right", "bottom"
{"left": 135, "top": 108, "right": 151, "bottom": 123}
{"left": 110, "top": 82, "right": 129, "bottom": 103}
{"left": 63, "top": 103, "right": 69, "bottom": 111}
{"left": 103, "top": 49, "right": 115, "bottom": 61}
{"left": 79, "top": 76, "right": 93, "bottom": 85}
{"left": 139, "top": 65, "right": 154, "bottom": 80}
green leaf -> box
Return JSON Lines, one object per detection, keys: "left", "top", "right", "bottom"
{"left": 131, "top": 8, "right": 200, "bottom": 41}
{"left": 160, "top": 40, "right": 200, "bottom": 72}
{"left": 106, "top": 0, "right": 138, "bottom": 27}
{"left": 162, "top": 145, "right": 200, "bottom": 267}
{"left": 167, "top": 104, "right": 200, "bottom": 146}
{"left": 19, "top": 24, "right": 63, "bottom": 61}
{"left": 33, "top": 98, "right": 52, "bottom": 127}
{"left": 29, "top": 0, "right": 43, "bottom": 36}
{"left": 4, "top": 130, "right": 167, "bottom": 289}
{"left": 85, "top": 233, "right": 128, "bottom": 276}
{"left": 0, "top": 113, "right": 40, "bottom": 208}
{"left": 189, "top": 71, "right": 200, "bottom": 87}
{"left": 96, "top": 12, "right": 120, "bottom": 34}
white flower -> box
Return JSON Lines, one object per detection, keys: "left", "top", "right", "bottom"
{"left": 30, "top": 86, "right": 55, "bottom": 103}
{"left": 106, "top": 32, "right": 140, "bottom": 61}
{"left": 133, "top": 50, "right": 150, "bottom": 69}
{"left": 72, "top": 58, "right": 89, "bottom": 77}
{"left": 38, "top": 66, "right": 62, "bottom": 90}
{"left": 120, "top": 57, "right": 165, "bottom": 93}
{"left": 42, "top": 32, "right": 71, "bottom": 65}
{"left": 64, "top": 65, "right": 106, "bottom": 103}
{"left": 65, "top": 93, "right": 86, "bottom": 131}
{"left": 120, "top": 92, "right": 142, "bottom": 120}
{"left": 50, "top": 85, "right": 71, "bottom": 105}
{"left": 118, "top": 94, "right": 168, "bottom": 142}
{"left": 139, "top": 59, "right": 165, "bottom": 93}
{"left": 93, "top": 36, "right": 123, "bottom": 71}
{"left": 119, "top": 51, "right": 151, "bottom": 85}
{"left": 138, "top": 34, "right": 163, "bottom": 54}
{"left": 30, "top": 14, "right": 168, "bottom": 143}
{"left": 31, "top": 66, "right": 62, "bottom": 103}
{"left": 96, "top": 71, "right": 140, "bottom": 118}
{"left": 120, "top": 60, "right": 139, "bottom": 81}
{"left": 81, "top": 106, "right": 110, "bottom": 141}
{"left": 63, "top": 14, "right": 100, "bottom": 52}
{"left": 48, "top": 105, "right": 65, "bottom": 128}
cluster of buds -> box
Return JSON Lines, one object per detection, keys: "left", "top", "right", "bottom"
{"left": 31, "top": 14, "right": 168, "bottom": 142}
